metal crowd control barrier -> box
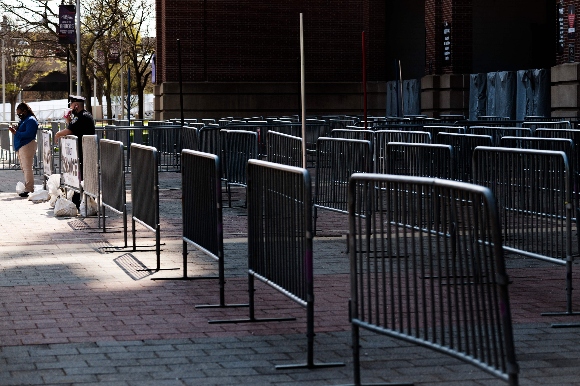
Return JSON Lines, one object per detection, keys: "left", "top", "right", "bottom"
{"left": 181, "top": 126, "right": 198, "bottom": 151}
{"left": 210, "top": 159, "right": 344, "bottom": 370}
{"left": 99, "top": 139, "right": 128, "bottom": 247}
{"left": 266, "top": 130, "right": 302, "bottom": 167}
{"left": 41, "top": 130, "right": 53, "bottom": 189}
{"left": 222, "top": 129, "right": 258, "bottom": 207}
{"left": 82, "top": 135, "right": 100, "bottom": 220}
{"left": 348, "top": 173, "right": 519, "bottom": 385}
{"left": 157, "top": 150, "right": 247, "bottom": 309}
{"left": 314, "top": 137, "right": 373, "bottom": 233}
{"left": 198, "top": 126, "right": 222, "bottom": 156}
{"left": 374, "top": 130, "right": 431, "bottom": 174}
{"left": 130, "top": 143, "right": 176, "bottom": 272}
{"left": 0, "top": 126, "right": 17, "bottom": 169}
{"left": 464, "top": 126, "right": 532, "bottom": 145}
{"left": 522, "top": 120, "right": 571, "bottom": 133}
{"left": 472, "top": 147, "right": 580, "bottom": 327}
{"left": 436, "top": 133, "right": 493, "bottom": 182}
{"left": 60, "top": 135, "right": 82, "bottom": 198}
{"left": 382, "top": 142, "right": 454, "bottom": 179}
{"left": 422, "top": 125, "right": 463, "bottom": 138}
{"left": 144, "top": 125, "right": 182, "bottom": 172}
{"left": 536, "top": 128, "right": 580, "bottom": 193}
{"left": 331, "top": 128, "right": 374, "bottom": 142}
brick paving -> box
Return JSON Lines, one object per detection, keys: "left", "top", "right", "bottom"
{"left": 2, "top": 168, "right": 580, "bottom": 385}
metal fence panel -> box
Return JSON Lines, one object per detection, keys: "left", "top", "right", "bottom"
{"left": 82, "top": 135, "right": 99, "bottom": 199}
{"left": 42, "top": 130, "right": 53, "bottom": 178}
{"left": 100, "top": 139, "right": 126, "bottom": 213}
{"left": 247, "top": 159, "right": 311, "bottom": 305}
{"left": 222, "top": 129, "right": 258, "bottom": 188}
{"left": 464, "top": 126, "right": 532, "bottom": 146}
{"left": 522, "top": 120, "right": 571, "bottom": 133}
{"left": 199, "top": 126, "right": 223, "bottom": 156}
{"left": 182, "top": 150, "right": 221, "bottom": 257}
{"left": 266, "top": 131, "right": 302, "bottom": 167}
{"left": 374, "top": 130, "right": 432, "bottom": 174}
{"left": 348, "top": 173, "right": 518, "bottom": 385}
{"left": 472, "top": 147, "right": 572, "bottom": 264}
{"left": 331, "top": 129, "right": 374, "bottom": 142}
{"left": 315, "top": 137, "right": 373, "bottom": 213}
{"left": 182, "top": 126, "right": 198, "bottom": 151}
{"left": 130, "top": 143, "right": 159, "bottom": 231}
{"left": 384, "top": 143, "right": 454, "bottom": 179}
{"left": 437, "top": 133, "right": 493, "bottom": 182}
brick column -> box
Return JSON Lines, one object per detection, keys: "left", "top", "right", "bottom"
{"left": 553, "top": 1, "right": 580, "bottom": 116}
{"left": 423, "top": 0, "right": 471, "bottom": 118}
{"left": 556, "top": 0, "right": 580, "bottom": 65}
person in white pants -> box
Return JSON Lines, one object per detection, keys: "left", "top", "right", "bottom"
{"left": 8, "top": 102, "right": 39, "bottom": 197}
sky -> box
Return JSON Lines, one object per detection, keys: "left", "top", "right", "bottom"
{"left": 2, "top": 0, "right": 156, "bottom": 37}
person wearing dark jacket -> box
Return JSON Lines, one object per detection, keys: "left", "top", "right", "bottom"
{"left": 8, "top": 102, "right": 39, "bottom": 197}
{"left": 54, "top": 95, "right": 96, "bottom": 208}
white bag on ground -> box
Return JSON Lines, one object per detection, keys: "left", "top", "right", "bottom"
{"left": 28, "top": 189, "right": 49, "bottom": 202}
{"left": 47, "top": 174, "right": 61, "bottom": 196}
{"left": 54, "top": 197, "right": 78, "bottom": 217}
{"left": 16, "top": 181, "right": 25, "bottom": 194}
{"left": 79, "top": 196, "right": 98, "bottom": 216}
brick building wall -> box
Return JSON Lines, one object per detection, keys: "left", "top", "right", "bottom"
{"left": 155, "top": 0, "right": 388, "bottom": 118}
{"left": 557, "top": 0, "right": 580, "bottom": 64}
{"left": 156, "top": 0, "right": 386, "bottom": 84}
{"left": 425, "top": 0, "right": 472, "bottom": 75}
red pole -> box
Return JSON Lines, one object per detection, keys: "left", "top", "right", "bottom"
{"left": 362, "top": 31, "right": 367, "bottom": 129}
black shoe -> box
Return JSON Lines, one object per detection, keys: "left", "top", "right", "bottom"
{"left": 19, "top": 192, "right": 29, "bottom": 198}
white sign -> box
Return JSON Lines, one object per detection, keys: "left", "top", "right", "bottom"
{"left": 61, "top": 137, "right": 80, "bottom": 189}
{"left": 42, "top": 131, "right": 52, "bottom": 176}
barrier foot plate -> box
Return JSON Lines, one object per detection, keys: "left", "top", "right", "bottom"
{"left": 551, "top": 322, "right": 580, "bottom": 328}
{"left": 208, "top": 316, "right": 296, "bottom": 324}
{"left": 152, "top": 275, "right": 219, "bottom": 281}
{"left": 337, "top": 383, "right": 413, "bottom": 386}
{"left": 195, "top": 303, "right": 249, "bottom": 309}
{"left": 137, "top": 267, "right": 180, "bottom": 272}
{"left": 275, "top": 361, "right": 345, "bottom": 370}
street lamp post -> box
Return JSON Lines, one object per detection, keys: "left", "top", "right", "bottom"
{"left": 76, "top": 0, "right": 81, "bottom": 96}
{"left": 2, "top": 38, "right": 5, "bottom": 122}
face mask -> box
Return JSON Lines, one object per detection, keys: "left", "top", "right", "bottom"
{"left": 17, "top": 113, "right": 25, "bottom": 120}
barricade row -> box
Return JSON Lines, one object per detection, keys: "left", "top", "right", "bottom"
{"left": 67, "top": 131, "right": 523, "bottom": 384}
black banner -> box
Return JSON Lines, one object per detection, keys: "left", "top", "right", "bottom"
{"left": 58, "top": 5, "right": 76, "bottom": 45}
{"left": 443, "top": 21, "right": 451, "bottom": 63}
{"left": 108, "top": 42, "right": 120, "bottom": 63}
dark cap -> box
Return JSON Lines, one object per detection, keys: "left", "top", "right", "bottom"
{"left": 69, "top": 95, "right": 86, "bottom": 103}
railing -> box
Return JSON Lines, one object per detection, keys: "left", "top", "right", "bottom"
{"left": 100, "top": 139, "right": 128, "bottom": 247}
{"left": 210, "top": 159, "right": 344, "bottom": 370}
{"left": 473, "top": 147, "right": 579, "bottom": 327}
{"left": 266, "top": 130, "right": 302, "bottom": 167}
{"left": 348, "top": 173, "right": 519, "bottom": 385}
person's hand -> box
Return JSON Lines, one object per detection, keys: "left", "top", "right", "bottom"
{"left": 8, "top": 125, "right": 16, "bottom": 134}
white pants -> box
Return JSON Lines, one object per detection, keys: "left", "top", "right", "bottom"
{"left": 17, "top": 140, "right": 37, "bottom": 193}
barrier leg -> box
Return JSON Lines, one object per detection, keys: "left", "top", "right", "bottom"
{"left": 208, "top": 273, "right": 295, "bottom": 324}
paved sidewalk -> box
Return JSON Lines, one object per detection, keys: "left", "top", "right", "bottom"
{"left": 2, "top": 168, "right": 580, "bottom": 385}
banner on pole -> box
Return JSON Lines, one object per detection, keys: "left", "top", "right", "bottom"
{"left": 151, "top": 53, "right": 156, "bottom": 84}
{"left": 109, "top": 42, "right": 120, "bottom": 63}
{"left": 58, "top": 5, "right": 76, "bottom": 45}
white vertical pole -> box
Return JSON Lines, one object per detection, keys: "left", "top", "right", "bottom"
{"left": 76, "top": 0, "right": 81, "bottom": 96}
{"left": 2, "top": 38, "right": 5, "bottom": 121}
{"left": 300, "top": 13, "right": 306, "bottom": 169}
